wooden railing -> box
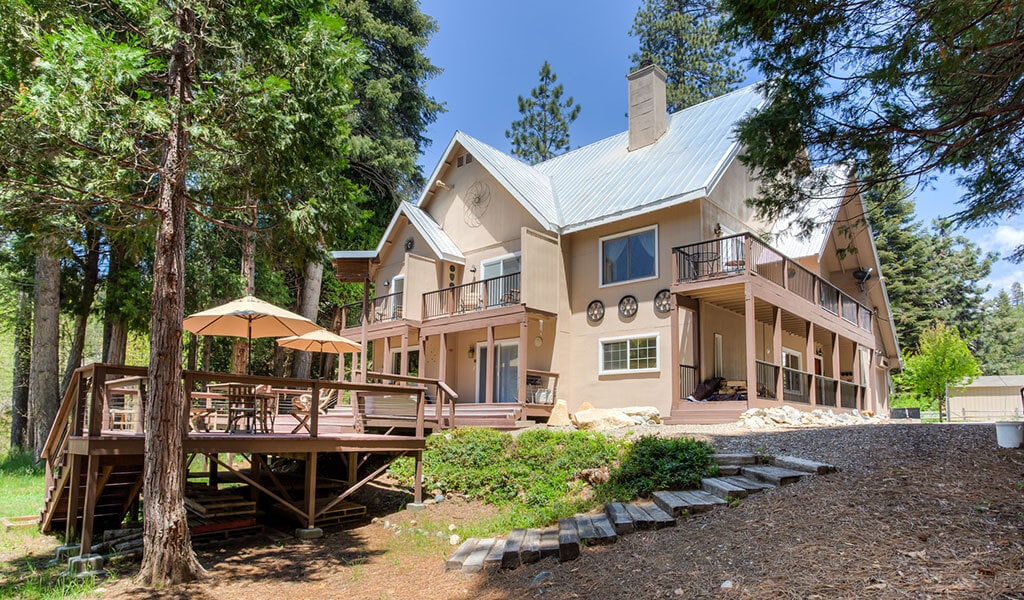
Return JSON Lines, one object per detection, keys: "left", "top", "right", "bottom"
{"left": 815, "top": 375, "right": 838, "bottom": 407}
{"left": 362, "top": 371, "right": 458, "bottom": 430}
{"left": 422, "top": 272, "right": 521, "bottom": 319}
{"left": 679, "top": 364, "right": 698, "bottom": 399}
{"left": 673, "top": 233, "right": 873, "bottom": 332}
{"left": 340, "top": 290, "right": 405, "bottom": 329}
{"left": 839, "top": 381, "right": 860, "bottom": 409}
{"left": 782, "top": 367, "right": 812, "bottom": 403}
{"left": 525, "top": 369, "right": 558, "bottom": 406}
{"left": 756, "top": 360, "right": 779, "bottom": 400}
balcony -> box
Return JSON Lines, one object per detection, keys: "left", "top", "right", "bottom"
{"left": 673, "top": 233, "right": 873, "bottom": 332}
{"left": 341, "top": 291, "right": 404, "bottom": 329}
{"left": 423, "top": 272, "right": 521, "bottom": 319}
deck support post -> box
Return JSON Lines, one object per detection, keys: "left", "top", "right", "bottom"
{"left": 744, "top": 284, "right": 757, "bottom": 403}
{"left": 518, "top": 319, "right": 528, "bottom": 405}
{"left": 400, "top": 333, "right": 409, "bottom": 376}
{"left": 414, "top": 451, "right": 423, "bottom": 503}
{"left": 853, "top": 342, "right": 862, "bottom": 409}
{"left": 79, "top": 454, "right": 100, "bottom": 556}
{"left": 304, "top": 452, "right": 318, "bottom": 529}
{"left": 360, "top": 276, "right": 369, "bottom": 383}
{"left": 64, "top": 453, "right": 82, "bottom": 543}
{"left": 383, "top": 336, "right": 391, "bottom": 373}
{"left": 439, "top": 332, "right": 447, "bottom": 383}
{"left": 806, "top": 322, "right": 816, "bottom": 406}
{"left": 347, "top": 451, "right": 357, "bottom": 486}
{"left": 773, "top": 306, "right": 783, "bottom": 401}
{"left": 485, "top": 326, "right": 495, "bottom": 404}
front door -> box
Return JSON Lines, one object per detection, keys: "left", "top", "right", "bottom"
{"left": 475, "top": 341, "right": 519, "bottom": 403}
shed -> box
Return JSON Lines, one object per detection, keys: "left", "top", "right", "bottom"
{"left": 947, "top": 375, "right": 1024, "bottom": 422}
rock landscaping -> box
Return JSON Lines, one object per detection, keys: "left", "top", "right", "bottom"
{"left": 738, "top": 405, "right": 888, "bottom": 428}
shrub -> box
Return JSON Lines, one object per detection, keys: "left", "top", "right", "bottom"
{"left": 599, "top": 435, "right": 716, "bottom": 500}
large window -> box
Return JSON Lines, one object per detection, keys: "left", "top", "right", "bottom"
{"left": 599, "top": 334, "right": 659, "bottom": 374}
{"left": 600, "top": 226, "right": 657, "bottom": 286}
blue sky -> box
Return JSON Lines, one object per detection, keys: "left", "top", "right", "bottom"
{"left": 415, "top": 0, "right": 1022, "bottom": 295}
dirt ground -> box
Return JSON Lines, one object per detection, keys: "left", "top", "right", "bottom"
{"left": 9, "top": 422, "right": 1024, "bottom": 599}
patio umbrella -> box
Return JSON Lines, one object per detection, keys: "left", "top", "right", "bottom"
{"left": 183, "top": 295, "right": 321, "bottom": 373}
{"left": 276, "top": 329, "right": 361, "bottom": 355}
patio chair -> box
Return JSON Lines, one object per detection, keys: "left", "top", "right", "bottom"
{"left": 288, "top": 388, "right": 338, "bottom": 434}
{"left": 227, "top": 384, "right": 258, "bottom": 433}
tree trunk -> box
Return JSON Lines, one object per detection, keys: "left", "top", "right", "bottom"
{"left": 201, "top": 335, "right": 212, "bottom": 372}
{"left": 10, "top": 288, "right": 32, "bottom": 449}
{"left": 136, "top": 4, "right": 205, "bottom": 585}
{"left": 103, "top": 237, "right": 129, "bottom": 365}
{"left": 61, "top": 224, "right": 101, "bottom": 395}
{"left": 231, "top": 210, "right": 256, "bottom": 374}
{"left": 106, "top": 321, "right": 128, "bottom": 365}
{"left": 28, "top": 243, "right": 60, "bottom": 458}
{"left": 290, "top": 259, "right": 323, "bottom": 379}
{"left": 186, "top": 332, "right": 198, "bottom": 371}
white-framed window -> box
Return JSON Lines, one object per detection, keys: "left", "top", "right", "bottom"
{"left": 599, "top": 225, "right": 658, "bottom": 287}
{"left": 389, "top": 275, "right": 405, "bottom": 319}
{"left": 481, "top": 252, "right": 521, "bottom": 307}
{"left": 782, "top": 347, "right": 803, "bottom": 394}
{"left": 599, "top": 333, "right": 660, "bottom": 374}
{"left": 389, "top": 345, "right": 419, "bottom": 377}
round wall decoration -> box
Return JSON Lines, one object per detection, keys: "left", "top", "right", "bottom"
{"left": 586, "top": 300, "right": 605, "bottom": 323}
{"left": 654, "top": 289, "right": 672, "bottom": 314}
{"left": 404, "top": 237, "right": 415, "bottom": 251}
{"left": 618, "top": 295, "right": 638, "bottom": 318}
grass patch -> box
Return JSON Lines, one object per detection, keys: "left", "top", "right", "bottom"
{"left": 0, "top": 448, "right": 45, "bottom": 518}
{"left": 0, "top": 564, "right": 98, "bottom": 600}
{"left": 390, "top": 428, "right": 718, "bottom": 535}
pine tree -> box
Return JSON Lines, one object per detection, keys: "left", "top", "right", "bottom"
{"left": 506, "top": 61, "right": 581, "bottom": 164}
{"left": 975, "top": 291, "right": 1024, "bottom": 375}
{"left": 629, "top": 0, "right": 742, "bottom": 112}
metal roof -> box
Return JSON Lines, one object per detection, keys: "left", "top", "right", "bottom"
{"left": 955, "top": 375, "right": 1024, "bottom": 389}
{"left": 329, "top": 250, "right": 377, "bottom": 259}
{"left": 397, "top": 202, "right": 465, "bottom": 264}
{"left": 534, "top": 83, "right": 768, "bottom": 232}
{"left": 771, "top": 164, "right": 852, "bottom": 259}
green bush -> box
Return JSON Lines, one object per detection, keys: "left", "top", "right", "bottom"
{"left": 390, "top": 427, "right": 623, "bottom": 529}
{"left": 599, "top": 435, "right": 716, "bottom": 500}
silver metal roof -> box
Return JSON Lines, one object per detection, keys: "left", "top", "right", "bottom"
{"left": 397, "top": 201, "right": 465, "bottom": 264}
{"left": 771, "top": 164, "right": 852, "bottom": 259}
{"left": 955, "top": 375, "right": 1024, "bottom": 389}
{"left": 329, "top": 250, "right": 377, "bottom": 259}
{"left": 535, "top": 83, "right": 768, "bottom": 232}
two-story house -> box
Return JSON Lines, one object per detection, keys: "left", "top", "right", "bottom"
{"left": 330, "top": 64, "right": 901, "bottom": 425}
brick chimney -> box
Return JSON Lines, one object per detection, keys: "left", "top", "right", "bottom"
{"left": 627, "top": 62, "right": 668, "bottom": 151}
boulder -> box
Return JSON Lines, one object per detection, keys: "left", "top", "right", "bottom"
{"left": 572, "top": 408, "right": 635, "bottom": 431}
{"left": 620, "top": 406, "right": 662, "bottom": 425}
{"left": 547, "top": 399, "right": 573, "bottom": 427}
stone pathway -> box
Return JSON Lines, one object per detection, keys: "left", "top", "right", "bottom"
{"left": 445, "top": 453, "right": 837, "bottom": 574}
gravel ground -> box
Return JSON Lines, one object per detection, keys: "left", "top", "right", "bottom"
{"left": 74, "top": 422, "right": 1024, "bottom": 599}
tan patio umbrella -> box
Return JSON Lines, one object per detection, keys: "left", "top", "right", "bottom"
{"left": 276, "top": 329, "right": 361, "bottom": 355}
{"left": 184, "top": 295, "right": 321, "bottom": 373}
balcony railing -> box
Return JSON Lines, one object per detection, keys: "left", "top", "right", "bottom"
{"left": 673, "top": 233, "right": 873, "bottom": 332}
{"left": 840, "top": 381, "right": 860, "bottom": 409}
{"left": 756, "top": 360, "right": 779, "bottom": 399}
{"left": 815, "top": 375, "right": 838, "bottom": 407}
{"left": 782, "top": 367, "right": 812, "bottom": 403}
{"left": 340, "top": 291, "right": 405, "bottom": 329}
{"left": 679, "top": 364, "right": 697, "bottom": 400}
{"left": 422, "top": 272, "right": 521, "bottom": 320}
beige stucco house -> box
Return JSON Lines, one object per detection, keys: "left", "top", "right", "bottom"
{"left": 330, "top": 65, "right": 902, "bottom": 424}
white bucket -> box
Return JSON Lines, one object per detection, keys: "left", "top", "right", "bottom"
{"left": 995, "top": 422, "right": 1024, "bottom": 448}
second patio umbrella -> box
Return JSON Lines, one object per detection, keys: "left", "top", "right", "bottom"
{"left": 183, "top": 295, "right": 321, "bottom": 373}
{"left": 276, "top": 329, "right": 361, "bottom": 355}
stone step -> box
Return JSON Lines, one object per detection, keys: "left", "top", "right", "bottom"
{"left": 604, "top": 502, "right": 635, "bottom": 535}
{"left": 446, "top": 537, "right": 481, "bottom": 572}
{"left": 771, "top": 455, "right": 836, "bottom": 475}
{"left": 741, "top": 465, "right": 808, "bottom": 486}
{"left": 520, "top": 529, "right": 542, "bottom": 565}
{"left": 624, "top": 502, "right": 659, "bottom": 530}
{"left": 701, "top": 477, "right": 749, "bottom": 500}
{"left": 713, "top": 453, "right": 761, "bottom": 465}
{"left": 636, "top": 501, "right": 675, "bottom": 528}
{"left": 501, "top": 528, "right": 526, "bottom": 570}
{"left": 670, "top": 489, "right": 728, "bottom": 512}
{"left": 462, "top": 538, "right": 496, "bottom": 574}
{"left": 558, "top": 517, "right": 580, "bottom": 562}
{"left": 720, "top": 475, "right": 775, "bottom": 493}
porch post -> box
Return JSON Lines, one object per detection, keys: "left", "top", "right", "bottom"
{"left": 439, "top": 332, "right": 447, "bottom": 383}
{"left": 383, "top": 336, "right": 391, "bottom": 374}
{"left": 64, "top": 453, "right": 82, "bottom": 543}
{"left": 832, "top": 332, "right": 841, "bottom": 404}
{"left": 695, "top": 298, "right": 704, "bottom": 379}
{"left": 518, "top": 319, "right": 529, "bottom": 405}
{"left": 852, "top": 342, "right": 861, "bottom": 409}
{"left": 305, "top": 452, "right": 317, "bottom": 529}
{"left": 360, "top": 276, "right": 369, "bottom": 382}
{"left": 485, "top": 325, "right": 495, "bottom": 404}
{"left": 773, "top": 306, "right": 783, "bottom": 401}
{"left": 744, "top": 284, "right": 757, "bottom": 402}
{"left": 79, "top": 454, "right": 100, "bottom": 555}
{"left": 806, "top": 322, "right": 816, "bottom": 406}
{"left": 670, "top": 293, "right": 680, "bottom": 403}
{"left": 400, "top": 332, "right": 409, "bottom": 376}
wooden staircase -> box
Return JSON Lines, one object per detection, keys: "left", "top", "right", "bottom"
{"left": 445, "top": 453, "right": 836, "bottom": 573}
{"left": 41, "top": 462, "right": 143, "bottom": 535}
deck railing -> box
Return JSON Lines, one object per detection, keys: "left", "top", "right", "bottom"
{"left": 673, "top": 233, "right": 873, "bottom": 331}
{"left": 839, "top": 381, "right": 860, "bottom": 409}
{"left": 782, "top": 367, "right": 812, "bottom": 403}
{"left": 756, "top": 360, "right": 779, "bottom": 399}
{"left": 422, "top": 272, "right": 521, "bottom": 319}
{"left": 815, "top": 375, "right": 838, "bottom": 407}
{"left": 679, "top": 364, "right": 698, "bottom": 399}
{"left": 525, "top": 369, "right": 559, "bottom": 406}
{"left": 340, "top": 291, "right": 404, "bottom": 329}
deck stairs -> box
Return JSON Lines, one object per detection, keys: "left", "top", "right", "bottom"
{"left": 445, "top": 453, "right": 836, "bottom": 573}
{"left": 40, "top": 459, "right": 143, "bottom": 535}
